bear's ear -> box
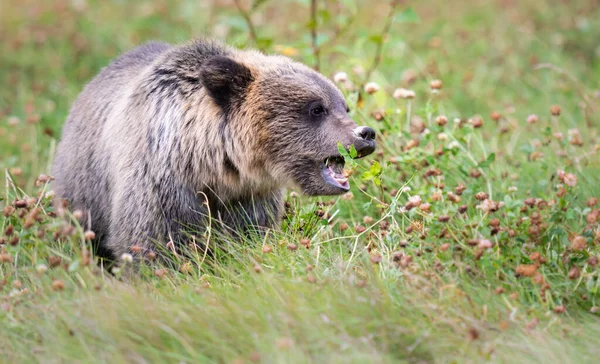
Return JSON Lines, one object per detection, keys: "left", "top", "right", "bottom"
{"left": 200, "top": 55, "right": 254, "bottom": 113}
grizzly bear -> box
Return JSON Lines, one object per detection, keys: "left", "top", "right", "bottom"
{"left": 51, "top": 40, "right": 376, "bottom": 260}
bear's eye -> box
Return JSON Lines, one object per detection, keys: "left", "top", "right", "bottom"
{"left": 310, "top": 105, "right": 326, "bottom": 117}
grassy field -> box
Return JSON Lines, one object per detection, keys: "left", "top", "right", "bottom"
{"left": 1, "top": 0, "right": 600, "bottom": 362}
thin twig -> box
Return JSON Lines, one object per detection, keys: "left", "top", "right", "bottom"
{"left": 364, "top": 0, "right": 399, "bottom": 81}
{"left": 233, "top": 0, "right": 259, "bottom": 47}
{"left": 310, "top": 0, "right": 320, "bottom": 71}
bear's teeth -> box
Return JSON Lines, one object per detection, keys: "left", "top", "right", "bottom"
{"left": 334, "top": 177, "right": 348, "bottom": 184}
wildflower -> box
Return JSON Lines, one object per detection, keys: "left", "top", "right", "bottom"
{"left": 553, "top": 132, "right": 563, "bottom": 140}
{"left": 550, "top": 104, "right": 561, "bottom": 116}
{"left": 508, "top": 186, "right": 518, "bottom": 192}
{"left": 408, "top": 195, "right": 422, "bottom": 206}
{"left": 0, "top": 253, "right": 12, "bottom": 263}
{"left": 435, "top": 115, "right": 448, "bottom": 126}
{"left": 333, "top": 71, "right": 348, "bottom": 83}
{"left": 402, "top": 69, "right": 417, "bottom": 84}
{"left": 261, "top": 245, "right": 273, "bottom": 253}
{"left": 392, "top": 88, "right": 415, "bottom": 99}
{"left": 437, "top": 132, "right": 448, "bottom": 141}
{"left": 429, "top": 79, "right": 443, "bottom": 90}
{"left": 526, "top": 114, "right": 538, "bottom": 124}
{"left": 563, "top": 173, "right": 577, "bottom": 187}
{"left": 370, "top": 254, "right": 382, "bottom": 264}
{"left": 363, "top": 216, "right": 374, "bottom": 224}
{"left": 516, "top": 264, "right": 538, "bottom": 277}
{"left": 154, "top": 269, "right": 166, "bottom": 278}
{"left": 51, "top": 280, "right": 65, "bottom": 291}
{"left": 253, "top": 264, "right": 262, "bottom": 273}
{"left": 36, "top": 264, "right": 48, "bottom": 274}
{"left": 479, "top": 239, "right": 493, "bottom": 249}
{"left": 448, "top": 141, "right": 460, "bottom": 149}
{"left": 568, "top": 266, "right": 581, "bottom": 280}
{"left": 470, "top": 117, "right": 484, "bottom": 128}
{"left": 83, "top": 230, "right": 96, "bottom": 241}
{"left": 48, "top": 256, "right": 62, "bottom": 268}
{"left": 474, "top": 192, "right": 489, "bottom": 201}
{"left": 587, "top": 197, "right": 598, "bottom": 207}
{"left": 570, "top": 236, "right": 587, "bottom": 251}
{"left": 568, "top": 128, "right": 583, "bottom": 146}
{"left": 120, "top": 253, "right": 133, "bottom": 263}
{"left": 364, "top": 82, "right": 379, "bottom": 94}
{"left": 287, "top": 243, "right": 298, "bottom": 251}
{"left": 490, "top": 112, "right": 501, "bottom": 121}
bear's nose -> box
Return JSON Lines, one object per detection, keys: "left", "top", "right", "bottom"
{"left": 355, "top": 126, "right": 376, "bottom": 141}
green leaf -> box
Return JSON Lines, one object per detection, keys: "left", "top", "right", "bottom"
{"left": 349, "top": 144, "right": 358, "bottom": 158}
{"left": 361, "top": 161, "right": 383, "bottom": 186}
{"left": 477, "top": 153, "right": 496, "bottom": 169}
{"left": 337, "top": 142, "right": 349, "bottom": 157}
{"left": 394, "top": 8, "right": 420, "bottom": 24}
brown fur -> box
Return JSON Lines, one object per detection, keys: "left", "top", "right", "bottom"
{"left": 51, "top": 39, "right": 375, "bottom": 259}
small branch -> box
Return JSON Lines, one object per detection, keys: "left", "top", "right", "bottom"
{"left": 233, "top": 0, "right": 259, "bottom": 47}
{"left": 364, "top": 0, "right": 399, "bottom": 81}
{"left": 310, "top": 0, "right": 320, "bottom": 71}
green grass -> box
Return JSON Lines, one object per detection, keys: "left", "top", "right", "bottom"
{"left": 2, "top": 0, "right": 600, "bottom": 362}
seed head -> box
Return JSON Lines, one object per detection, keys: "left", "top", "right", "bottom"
{"left": 339, "top": 222, "right": 349, "bottom": 231}
{"left": 587, "top": 197, "right": 598, "bottom": 207}
{"left": 355, "top": 225, "right": 366, "bottom": 233}
{"left": 550, "top": 104, "right": 561, "bottom": 116}
{"left": 261, "top": 245, "right": 273, "bottom": 253}
{"left": 490, "top": 112, "right": 501, "bottom": 121}
{"left": 287, "top": 243, "right": 298, "bottom": 251}
{"left": 363, "top": 216, "right": 374, "bottom": 224}
{"left": 36, "top": 264, "right": 48, "bottom": 273}
{"left": 438, "top": 215, "right": 450, "bottom": 223}
{"left": 553, "top": 305, "right": 566, "bottom": 314}
{"left": 435, "top": 115, "right": 448, "bottom": 126}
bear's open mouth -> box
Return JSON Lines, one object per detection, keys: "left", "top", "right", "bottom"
{"left": 321, "top": 156, "right": 349, "bottom": 191}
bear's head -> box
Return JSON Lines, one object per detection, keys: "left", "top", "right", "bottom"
{"left": 200, "top": 51, "right": 376, "bottom": 196}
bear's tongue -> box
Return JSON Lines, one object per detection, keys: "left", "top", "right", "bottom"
{"left": 322, "top": 157, "right": 349, "bottom": 190}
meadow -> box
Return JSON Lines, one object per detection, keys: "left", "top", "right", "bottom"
{"left": 1, "top": 0, "right": 600, "bottom": 362}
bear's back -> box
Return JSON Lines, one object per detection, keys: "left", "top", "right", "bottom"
{"left": 51, "top": 42, "right": 172, "bottom": 245}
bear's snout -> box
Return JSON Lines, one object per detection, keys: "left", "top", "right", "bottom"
{"left": 353, "top": 126, "right": 377, "bottom": 158}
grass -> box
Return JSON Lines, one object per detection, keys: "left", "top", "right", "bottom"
{"left": 1, "top": 0, "right": 600, "bottom": 362}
